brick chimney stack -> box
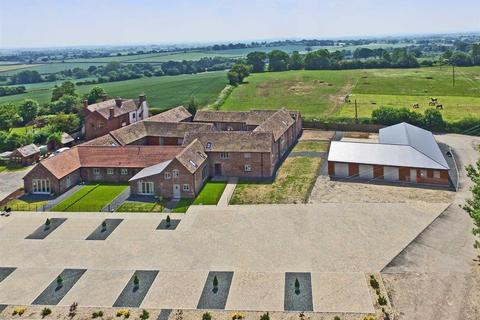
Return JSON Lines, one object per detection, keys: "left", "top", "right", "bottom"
{"left": 102, "top": 94, "right": 108, "bottom": 102}
{"left": 83, "top": 99, "right": 88, "bottom": 109}
{"left": 109, "top": 107, "right": 115, "bottom": 119}
{"left": 139, "top": 93, "right": 146, "bottom": 104}
{"left": 115, "top": 97, "right": 122, "bottom": 107}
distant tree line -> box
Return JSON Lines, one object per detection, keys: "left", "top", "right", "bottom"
{"left": 0, "top": 85, "right": 26, "bottom": 96}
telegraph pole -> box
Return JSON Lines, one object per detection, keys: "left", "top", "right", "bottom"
{"left": 452, "top": 64, "right": 455, "bottom": 87}
{"left": 355, "top": 99, "right": 358, "bottom": 124}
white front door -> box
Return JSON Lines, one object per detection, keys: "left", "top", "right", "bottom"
{"left": 410, "top": 169, "right": 417, "bottom": 183}
{"left": 173, "top": 184, "right": 181, "bottom": 198}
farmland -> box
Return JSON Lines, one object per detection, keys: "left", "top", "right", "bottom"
{"left": 221, "top": 67, "right": 480, "bottom": 122}
{"left": 0, "top": 71, "right": 228, "bottom": 111}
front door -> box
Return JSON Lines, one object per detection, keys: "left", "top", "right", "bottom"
{"left": 214, "top": 163, "right": 222, "bottom": 176}
{"left": 410, "top": 169, "right": 417, "bottom": 183}
{"left": 173, "top": 184, "right": 181, "bottom": 198}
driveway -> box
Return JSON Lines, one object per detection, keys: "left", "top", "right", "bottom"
{"left": 381, "top": 134, "right": 480, "bottom": 320}
{"left": 0, "top": 168, "right": 30, "bottom": 202}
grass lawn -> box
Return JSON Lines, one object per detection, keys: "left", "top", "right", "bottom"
{"left": 230, "top": 156, "right": 322, "bottom": 204}
{"left": 116, "top": 201, "right": 163, "bottom": 213}
{"left": 172, "top": 199, "right": 194, "bottom": 213}
{"left": 5, "top": 197, "right": 48, "bottom": 211}
{"left": 221, "top": 70, "right": 358, "bottom": 119}
{"left": 292, "top": 141, "right": 329, "bottom": 152}
{"left": 0, "top": 164, "right": 30, "bottom": 173}
{"left": 192, "top": 181, "right": 227, "bottom": 205}
{"left": 0, "top": 71, "right": 228, "bottom": 110}
{"left": 9, "top": 125, "right": 34, "bottom": 134}
{"left": 51, "top": 183, "right": 128, "bottom": 212}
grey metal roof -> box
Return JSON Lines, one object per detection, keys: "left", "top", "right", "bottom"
{"left": 328, "top": 141, "right": 448, "bottom": 170}
{"left": 129, "top": 160, "right": 172, "bottom": 181}
{"left": 379, "top": 122, "right": 449, "bottom": 169}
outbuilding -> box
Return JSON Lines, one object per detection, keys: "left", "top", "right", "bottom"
{"left": 9, "top": 144, "right": 40, "bottom": 166}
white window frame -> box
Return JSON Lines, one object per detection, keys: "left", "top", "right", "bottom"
{"left": 164, "top": 172, "right": 171, "bottom": 179}
{"left": 244, "top": 164, "right": 252, "bottom": 172}
{"left": 220, "top": 152, "right": 229, "bottom": 159}
{"left": 107, "top": 168, "right": 114, "bottom": 175}
{"left": 93, "top": 168, "right": 101, "bottom": 175}
{"left": 244, "top": 152, "right": 251, "bottom": 159}
{"left": 32, "top": 179, "right": 51, "bottom": 194}
{"left": 66, "top": 175, "right": 72, "bottom": 188}
{"left": 433, "top": 170, "right": 441, "bottom": 179}
{"left": 120, "top": 168, "right": 128, "bottom": 175}
{"left": 172, "top": 169, "right": 179, "bottom": 178}
{"left": 138, "top": 181, "right": 154, "bottom": 195}
{"left": 420, "top": 169, "right": 427, "bottom": 177}
{"left": 183, "top": 184, "right": 190, "bottom": 191}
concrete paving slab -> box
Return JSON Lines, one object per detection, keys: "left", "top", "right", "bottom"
{"left": 311, "top": 273, "right": 374, "bottom": 313}
{"left": 0, "top": 216, "right": 48, "bottom": 240}
{"left": 0, "top": 268, "right": 62, "bottom": 305}
{"left": 0, "top": 267, "right": 16, "bottom": 283}
{"left": 107, "top": 218, "right": 158, "bottom": 241}
{"left": 60, "top": 269, "right": 133, "bottom": 307}
{"left": 142, "top": 271, "right": 208, "bottom": 309}
{"left": 226, "top": 272, "right": 284, "bottom": 311}
{"left": 32, "top": 269, "right": 87, "bottom": 305}
{"left": 47, "top": 217, "right": 104, "bottom": 240}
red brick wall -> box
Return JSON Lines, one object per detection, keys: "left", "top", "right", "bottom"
{"left": 80, "top": 167, "right": 142, "bottom": 183}
{"left": 207, "top": 152, "right": 272, "bottom": 177}
{"left": 85, "top": 112, "right": 131, "bottom": 140}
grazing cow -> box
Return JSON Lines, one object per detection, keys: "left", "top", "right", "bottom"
{"left": 429, "top": 97, "right": 438, "bottom": 106}
{"left": 436, "top": 104, "right": 443, "bottom": 110}
{"left": 412, "top": 103, "right": 420, "bottom": 109}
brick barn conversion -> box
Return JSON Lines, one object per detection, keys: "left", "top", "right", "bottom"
{"left": 327, "top": 122, "right": 450, "bottom": 186}
{"left": 24, "top": 106, "right": 302, "bottom": 198}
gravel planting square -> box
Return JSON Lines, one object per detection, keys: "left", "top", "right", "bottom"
{"left": 113, "top": 270, "right": 159, "bottom": 308}
{"left": 32, "top": 269, "right": 86, "bottom": 305}
{"left": 157, "top": 309, "right": 172, "bottom": 320}
{"left": 284, "top": 272, "right": 313, "bottom": 311}
{"left": 86, "top": 219, "right": 123, "bottom": 240}
{"left": 157, "top": 219, "right": 180, "bottom": 230}
{"left": 0, "top": 304, "right": 7, "bottom": 314}
{"left": 0, "top": 267, "right": 16, "bottom": 283}
{"left": 196, "top": 271, "right": 234, "bottom": 310}
{"left": 25, "top": 218, "right": 67, "bottom": 239}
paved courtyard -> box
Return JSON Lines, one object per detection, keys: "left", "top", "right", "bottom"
{"left": 0, "top": 168, "right": 30, "bottom": 202}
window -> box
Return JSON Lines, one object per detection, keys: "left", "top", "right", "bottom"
{"left": 227, "top": 126, "right": 234, "bottom": 131}
{"left": 420, "top": 169, "right": 427, "bottom": 177}
{"left": 121, "top": 122, "right": 127, "bottom": 127}
{"left": 172, "top": 169, "right": 179, "bottom": 178}
{"left": 93, "top": 168, "right": 101, "bottom": 175}
{"left": 66, "top": 175, "right": 72, "bottom": 188}
{"left": 32, "top": 179, "right": 50, "bottom": 194}
{"left": 433, "top": 170, "right": 441, "bottom": 179}
{"left": 107, "top": 168, "right": 114, "bottom": 175}
{"left": 244, "top": 152, "right": 251, "bottom": 159}
{"left": 164, "top": 172, "right": 171, "bottom": 179}
{"left": 244, "top": 164, "right": 252, "bottom": 172}
{"left": 97, "top": 122, "right": 104, "bottom": 128}
{"left": 220, "top": 152, "right": 229, "bottom": 159}
{"left": 121, "top": 168, "right": 128, "bottom": 175}
{"left": 138, "top": 181, "right": 154, "bottom": 195}
{"left": 183, "top": 184, "right": 190, "bottom": 191}
{"left": 202, "top": 166, "right": 208, "bottom": 179}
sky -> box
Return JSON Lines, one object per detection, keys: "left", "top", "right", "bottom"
{"left": 0, "top": 0, "right": 479, "bottom": 48}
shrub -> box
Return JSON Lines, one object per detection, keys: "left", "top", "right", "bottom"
{"left": 260, "top": 312, "right": 270, "bottom": 320}
{"left": 231, "top": 312, "right": 244, "bottom": 320}
{"left": 116, "top": 309, "right": 130, "bottom": 318}
{"left": 378, "top": 295, "right": 387, "bottom": 306}
{"left": 334, "top": 317, "right": 341, "bottom": 320}
{"left": 213, "top": 275, "right": 218, "bottom": 290}
{"left": 133, "top": 275, "right": 139, "bottom": 288}
{"left": 41, "top": 307, "right": 52, "bottom": 317}
{"left": 12, "top": 307, "right": 26, "bottom": 316}
{"left": 166, "top": 215, "right": 171, "bottom": 228}
{"left": 295, "top": 278, "right": 300, "bottom": 294}
{"left": 101, "top": 220, "right": 107, "bottom": 230}
{"left": 140, "top": 309, "right": 150, "bottom": 320}
{"left": 45, "top": 218, "right": 51, "bottom": 228}
{"left": 202, "top": 312, "right": 212, "bottom": 320}
{"left": 362, "top": 316, "right": 375, "bottom": 320}
{"left": 369, "top": 275, "right": 379, "bottom": 289}
{"left": 57, "top": 275, "right": 64, "bottom": 287}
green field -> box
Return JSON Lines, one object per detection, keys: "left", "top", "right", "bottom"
{"left": 51, "top": 183, "right": 128, "bottom": 212}
{"left": 0, "top": 71, "right": 228, "bottom": 110}
{"left": 192, "top": 181, "right": 227, "bottom": 205}
{"left": 221, "top": 67, "right": 480, "bottom": 122}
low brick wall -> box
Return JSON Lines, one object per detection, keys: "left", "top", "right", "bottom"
{"left": 303, "top": 121, "right": 386, "bottom": 133}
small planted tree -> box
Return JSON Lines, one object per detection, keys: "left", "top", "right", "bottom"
{"left": 45, "top": 218, "right": 51, "bottom": 230}
{"left": 212, "top": 275, "right": 218, "bottom": 293}
{"left": 133, "top": 275, "right": 139, "bottom": 289}
{"left": 369, "top": 275, "right": 379, "bottom": 289}
{"left": 56, "top": 275, "right": 64, "bottom": 288}
{"left": 41, "top": 307, "right": 52, "bottom": 318}
{"left": 166, "top": 215, "right": 171, "bottom": 228}
{"left": 260, "top": 312, "right": 270, "bottom": 320}
{"left": 202, "top": 312, "right": 212, "bottom": 320}
{"left": 294, "top": 278, "right": 300, "bottom": 294}
{"left": 101, "top": 220, "right": 107, "bottom": 232}
{"left": 139, "top": 309, "right": 150, "bottom": 320}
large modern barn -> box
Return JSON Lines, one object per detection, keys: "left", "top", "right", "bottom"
{"left": 328, "top": 123, "right": 450, "bottom": 186}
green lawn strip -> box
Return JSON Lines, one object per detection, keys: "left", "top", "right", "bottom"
{"left": 116, "top": 201, "right": 163, "bottom": 213}
{"left": 292, "top": 141, "right": 329, "bottom": 152}
{"left": 230, "top": 157, "right": 322, "bottom": 204}
{"left": 0, "top": 166, "right": 5, "bottom": 173}
{"left": 9, "top": 125, "right": 34, "bottom": 134}
{"left": 172, "top": 199, "right": 194, "bottom": 213}
{"left": 51, "top": 184, "right": 99, "bottom": 211}
{"left": 6, "top": 198, "right": 48, "bottom": 211}
{"left": 192, "top": 181, "right": 227, "bottom": 205}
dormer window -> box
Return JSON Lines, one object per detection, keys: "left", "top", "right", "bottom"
{"left": 189, "top": 160, "right": 198, "bottom": 168}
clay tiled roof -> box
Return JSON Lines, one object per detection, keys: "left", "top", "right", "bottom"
{"left": 87, "top": 99, "right": 140, "bottom": 120}
{"left": 253, "top": 109, "right": 295, "bottom": 141}
{"left": 61, "top": 132, "right": 74, "bottom": 145}
{"left": 35, "top": 145, "right": 183, "bottom": 179}
{"left": 175, "top": 139, "right": 208, "bottom": 173}
{"left": 246, "top": 110, "right": 278, "bottom": 126}
{"left": 184, "top": 131, "right": 273, "bottom": 153}
{"left": 14, "top": 144, "right": 40, "bottom": 157}
{"left": 148, "top": 106, "right": 192, "bottom": 122}
{"left": 82, "top": 134, "right": 120, "bottom": 146}
{"left": 193, "top": 111, "right": 250, "bottom": 123}
{"left": 110, "top": 121, "right": 148, "bottom": 145}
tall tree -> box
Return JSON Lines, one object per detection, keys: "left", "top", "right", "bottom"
{"left": 0, "top": 104, "right": 22, "bottom": 130}
{"left": 246, "top": 51, "right": 267, "bottom": 73}
{"left": 85, "top": 86, "right": 107, "bottom": 104}
{"left": 18, "top": 99, "right": 39, "bottom": 123}
{"left": 186, "top": 96, "right": 199, "bottom": 115}
{"left": 51, "top": 81, "right": 77, "bottom": 102}
{"left": 267, "top": 50, "right": 289, "bottom": 72}
{"left": 463, "top": 163, "right": 480, "bottom": 258}
{"left": 288, "top": 51, "right": 304, "bottom": 70}
{"left": 227, "top": 63, "right": 251, "bottom": 86}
